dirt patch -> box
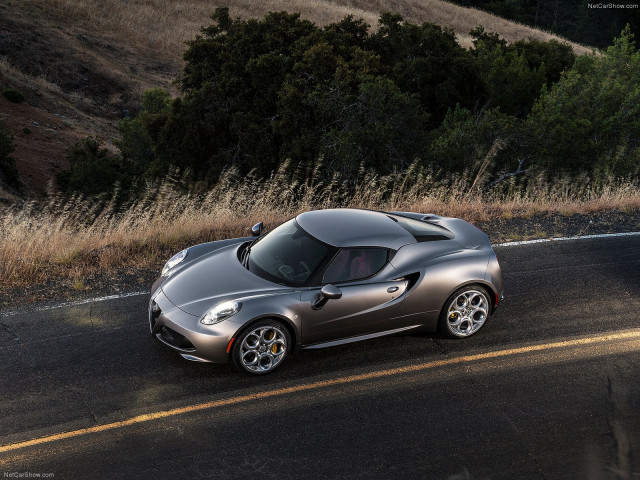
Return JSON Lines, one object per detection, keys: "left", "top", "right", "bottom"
{"left": 0, "top": 90, "right": 79, "bottom": 194}
{"left": 0, "top": 1, "right": 181, "bottom": 196}
{"left": 0, "top": 11, "right": 132, "bottom": 115}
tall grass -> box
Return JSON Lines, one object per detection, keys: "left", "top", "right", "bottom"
{"left": 1, "top": 166, "right": 638, "bottom": 287}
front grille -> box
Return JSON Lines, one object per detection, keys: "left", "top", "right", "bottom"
{"left": 160, "top": 326, "right": 195, "bottom": 350}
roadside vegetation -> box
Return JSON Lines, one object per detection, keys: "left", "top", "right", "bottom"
{"left": 0, "top": 122, "right": 20, "bottom": 190}
{"left": 56, "top": 10, "right": 639, "bottom": 203}
{"left": 1, "top": 7, "right": 639, "bottom": 289}
{"left": 2, "top": 166, "right": 639, "bottom": 288}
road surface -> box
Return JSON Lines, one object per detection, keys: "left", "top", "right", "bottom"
{"left": 1, "top": 235, "right": 639, "bottom": 479}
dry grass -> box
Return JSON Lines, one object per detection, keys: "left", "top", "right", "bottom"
{"left": 1, "top": 166, "right": 638, "bottom": 288}
{"left": 39, "top": 0, "right": 591, "bottom": 58}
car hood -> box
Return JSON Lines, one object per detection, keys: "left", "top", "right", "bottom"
{"left": 161, "top": 243, "right": 291, "bottom": 317}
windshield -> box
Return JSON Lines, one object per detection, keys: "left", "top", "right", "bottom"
{"left": 246, "top": 219, "right": 331, "bottom": 286}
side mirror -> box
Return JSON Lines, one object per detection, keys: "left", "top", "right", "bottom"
{"left": 251, "top": 222, "right": 264, "bottom": 237}
{"left": 321, "top": 284, "right": 342, "bottom": 299}
{"left": 313, "top": 284, "right": 342, "bottom": 309}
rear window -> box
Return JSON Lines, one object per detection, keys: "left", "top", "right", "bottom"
{"left": 388, "top": 216, "right": 453, "bottom": 242}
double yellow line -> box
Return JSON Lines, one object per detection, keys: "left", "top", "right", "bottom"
{"left": 2, "top": 329, "right": 640, "bottom": 454}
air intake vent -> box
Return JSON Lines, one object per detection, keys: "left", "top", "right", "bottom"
{"left": 160, "top": 326, "right": 195, "bottom": 350}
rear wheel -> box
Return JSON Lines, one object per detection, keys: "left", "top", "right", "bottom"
{"left": 439, "top": 286, "right": 490, "bottom": 338}
{"left": 232, "top": 320, "right": 291, "bottom": 374}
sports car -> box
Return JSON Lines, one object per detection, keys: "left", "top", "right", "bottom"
{"left": 149, "top": 208, "right": 503, "bottom": 374}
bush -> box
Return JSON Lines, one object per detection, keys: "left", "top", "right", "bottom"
{"left": 57, "top": 136, "right": 132, "bottom": 196}
{"left": 2, "top": 88, "right": 26, "bottom": 103}
{"left": 429, "top": 106, "right": 523, "bottom": 175}
{"left": 0, "top": 123, "right": 20, "bottom": 189}
{"left": 471, "top": 27, "right": 575, "bottom": 118}
{"left": 527, "top": 26, "right": 640, "bottom": 176}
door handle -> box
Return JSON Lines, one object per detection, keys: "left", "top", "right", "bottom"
{"left": 387, "top": 286, "right": 399, "bottom": 293}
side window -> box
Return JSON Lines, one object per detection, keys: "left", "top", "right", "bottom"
{"left": 323, "top": 248, "right": 388, "bottom": 284}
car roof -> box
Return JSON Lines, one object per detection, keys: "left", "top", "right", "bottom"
{"left": 295, "top": 208, "right": 417, "bottom": 249}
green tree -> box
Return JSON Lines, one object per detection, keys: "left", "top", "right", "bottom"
{"left": 313, "top": 77, "right": 427, "bottom": 175}
{"left": 527, "top": 25, "right": 640, "bottom": 175}
{"left": 174, "top": 8, "right": 316, "bottom": 178}
{"left": 117, "top": 88, "right": 171, "bottom": 177}
{"left": 429, "top": 105, "right": 523, "bottom": 175}
{"left": 57, "top": 137, "right": 131, "bottom": 195}
{"left": 512, "top": 38, "right": 575, "bottom": 86}
{"left": 372, "top": 13, "right": 486, "bottom": 126}
{"left": 110, "top": 9, "right": 589, "bottom": 190}
{"left": 471, "top": 27, "right": 575, "bottom": 117}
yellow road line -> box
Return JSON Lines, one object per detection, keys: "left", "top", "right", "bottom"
{"left": 2, "top": 329, "right": 640, "bottom": 454}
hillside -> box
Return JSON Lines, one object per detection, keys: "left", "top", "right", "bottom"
{"left": 446, "top": 0, "right": 640, "bottom": 49}
{"left": 0, "top": 0, "right": 590, "bottom": 197}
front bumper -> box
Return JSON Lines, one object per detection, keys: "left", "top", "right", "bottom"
{"left": 149, "top": 289, "right": 238, "bottom": 364}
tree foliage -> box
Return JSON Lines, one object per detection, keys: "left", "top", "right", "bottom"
{"left": 116, "top": 9, "right": 484, "bottom": 182}
{"left": 57, "top": 137, "right": 132, "bottom": 196}
{"left": 471, "top": 27, "right": 575, "bottom": 117}
{"left": 447, "top": 0, "right": 640, "bottom": 50}
{"left": 56, "top": 11, "right": 639, "bottom": 198}
{"left": 429, "top": 106, "right": 522, "bottom": 175}
{"left": 527, "top": 25, "right": 640, "bottom": 175}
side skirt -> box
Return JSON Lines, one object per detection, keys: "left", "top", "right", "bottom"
{"left": 302, "top": 325, "right": 423, "bottom": 350}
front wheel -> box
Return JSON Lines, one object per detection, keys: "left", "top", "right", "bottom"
{"left": 439, "top": 286, "right": 490, "bottom": 338}
{"left": 232, "top": 320, "right": 291, "bottom": 374}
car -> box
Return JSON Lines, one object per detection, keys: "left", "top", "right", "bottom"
{"left": 149, "top": 208, "right": 504, "bottom": 374}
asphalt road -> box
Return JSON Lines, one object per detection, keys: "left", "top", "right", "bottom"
{"left": 1, "top": 236, "right": 639, "bottom": 479}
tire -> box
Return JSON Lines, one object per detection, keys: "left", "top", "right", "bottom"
{"left": 232, "top": 320, "right": 291, "bottom": 374}
{"left": 439, "top": 285, "right": 490, "bottom": 339}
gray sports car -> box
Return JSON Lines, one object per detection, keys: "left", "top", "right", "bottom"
{"left": 149, "top": 209, "right": 503, "bottom": 374}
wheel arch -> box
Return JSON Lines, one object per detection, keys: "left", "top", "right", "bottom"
{"left": 441, "top": 280, "right": 498, "bottom": 314}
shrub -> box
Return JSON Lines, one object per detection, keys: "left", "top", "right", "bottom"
{"left": 57, "top": 136, "right": 133, "bottom": 196}
{"left": 429, "top": 106, "right": 523, "bottom": 175}
{"left": 527, "top": 26, "right": 640, "bottom": 176}
{"left": 0, "top": 123, "right": 20, "bottom": 189}
{"left": 471, "top": 27, "right": 575, "bottom": 118}
{"left": 2, "top": 88, "right": 26, "bottom": 103}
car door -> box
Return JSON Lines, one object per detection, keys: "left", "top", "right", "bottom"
{"left": 299, "top": 248, "right": 407, "bottom": 346}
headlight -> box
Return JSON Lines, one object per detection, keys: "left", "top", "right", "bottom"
{"left": 201, "top": 301, "right": 241, "bottom": 325}
{"left": 162, "top": 249, "right": 188, "bottom": 276}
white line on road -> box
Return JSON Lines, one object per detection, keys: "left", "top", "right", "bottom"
{"left": 0, "top": 291, "right": 148, "bottom": 318}
{"left": 493, "top": 230, "right": 640, "bottom": 247}
{"left": 1, "top": 230, "right": 638, "bottom": 317}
